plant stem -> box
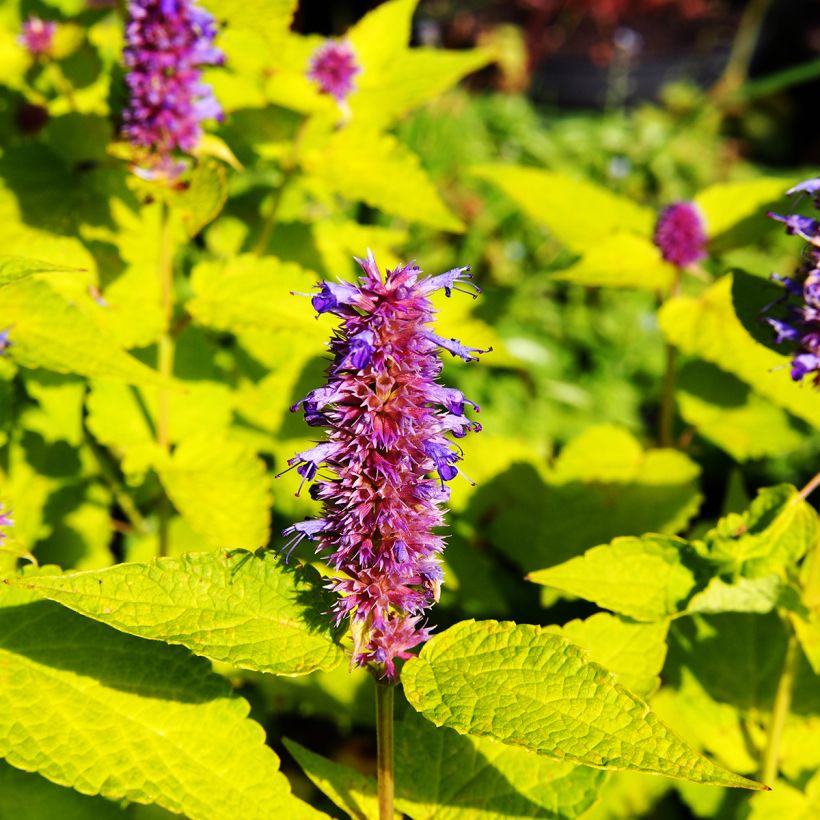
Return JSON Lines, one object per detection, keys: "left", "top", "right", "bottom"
{"left": 799, "top": 470, "right": 820, "bottom": 501}
{"left": 157, "top": 201, "right": 175, "bottom": 557}
{"left": 760, "top": 624, "right": 799, "bottom": 785}
{"left": 375, "top": 679, "right": 395, "bottom": 820}
{"left": 658, "top": 269, "right": 682, "bottom": 448}
{"left": 712, "top": 0, "right": 773, "bottom": 101}
{"left": 253, "top": 168, "right": 293, "bottom": 256}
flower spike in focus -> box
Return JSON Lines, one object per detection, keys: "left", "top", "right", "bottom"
{"left": 280, "top": 254, "right": 487, "bottom": 678}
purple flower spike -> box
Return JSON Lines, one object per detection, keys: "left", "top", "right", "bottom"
{"left": 0, "top": 505, "right": 12, "bottom": 542}
{"left": 766, "top": 179, "right": 820, "bottom": 386}
{"left": 123, "top": 0, "right": 224, "bottom": 176}
{"left": 281, "top": 253, "right": 487, "bottom": 679}
{"left": 308, "top": 40, "right": 361, "bottom": 103}
{"left": 653, "top": 202, "right": 708, "bottom": 268}
{"left": 19, "top": 17, "right": 56, "bottom": 57}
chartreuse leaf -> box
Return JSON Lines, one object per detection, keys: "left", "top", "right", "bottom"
{"left": 0, "top": 279, "right": 161, "bottom": 385}
{"left": 0, "top": 761, "right": 127, "bottom": 820}
{"left": 676, "top": 361, "right": 803, "bottom": 462}
{"left": 477, "top": 425, "right": 701, "bottom": 573}
{"left": 14, "top": 550, "right": 343, "bottom": 676}
{"left": 175, "top": 159, "right": 228, "bottom": 237}
{"left": 206, "top": 0, "right": 297, "bottom": 68}
{"left": 545, "top": 614, "right": 669, "bottom": 697}
{"left": 401, "top": 620, "right": 765, "bottom": 789}
{"left": 660, "top": 274, "right": 820, "bottom": 428}
{"left": 698, "top": 484, "right": 818, "bottom": 576}
{"left": 527, "top": 535, "right": 697, "bottom": 622}
{"left": 302, "top": 127, "right": 464, "bottom": 232}
{"left": 552, "top": 232, "right": 674, "bottom": 291}
{"left": 286, "top": 710, "right": 605, "bottom": 820}
{"left": 470, "top": 165, "right": 653, "bottom": 251}
{"left": 693, "top": 177, "right": 789, "bottom": 242}
{"left": 0, "top": 255, "right": 82, "bottom": 288}
{"left": 187, "top": 254, "right": 327, "bottom": 338}
{"left": 347, "top": 0, "right": 416, "bottom": 76}
{"left": 0, "top": 573, "right": 324, "bottom": 819}
{"left": 158, "top": 434, "right": 272, "bottom": 550}
{"left": 686, "top": 575, "right": 789, "bottom": 615}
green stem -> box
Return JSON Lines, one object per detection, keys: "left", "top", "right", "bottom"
{"left": 375, "top": 680, "right": 395, "bottom": 820}
{"left": 760, "top": 624, "right": 799, "bottom": 785}
{"left": 157, "top": 201, "right": 175, "bottom": 557}
{"left": 253, "top": 168, "right": 294, "bottom": 256}
{"left": 658, "top": 268, "right": 682, "bottom": 448}
{"left": 799, "top": 470, "right": 820, "bottom": 501}
{"left": 712, "top": 0, "right": 773, "bottom": 101}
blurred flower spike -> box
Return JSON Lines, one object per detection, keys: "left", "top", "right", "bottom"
{"left": 0, "top": 328, "right": 11, "bottom": 355}
{"left": 308, "top": 40, "right": 361, "bottom": 104}
{"left": 653, "top": 201, "right": 708, "bottom": 268}
{"left": 766, "top": 177, "right": 820, "bottom": 385}
{"left": 19, "top": 17, "right": 56, "bottom": 57}
{"left": 0, "top": 505, "right": 12, "bottom": 542}
{"left": 281, "top": 253, "right": 489, "bottom": 679}
{"left": 122, "top": 0, "right": 224, "bottom": 178}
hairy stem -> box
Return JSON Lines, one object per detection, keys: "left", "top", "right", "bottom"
{"left": 760, "top": 624, "right": 799, "bottom": 785}
{"left": 376, "top": 680, "right": 395, "bottom": 820}
{"left": 157, "top": 201, "right": 175, "bottom": 557}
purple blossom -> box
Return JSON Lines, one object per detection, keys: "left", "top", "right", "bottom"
{"left": 19, "top": 17, "right": 56, "bottom": 57}
{"left": 308, "top": 40, "right": 361, "bottom": 103}
{"left": 0, "top": 328, "right": 11, "bottom": 355}
{"left": 122, "top": 0, "right": 224, "bottom": 176}
{"left": 0, "top": 505, "right": 12, "bottom": 542}
{"left": 766, "top": 178, "right": 820, "bottom": 386}
{"left": 281, "top": 252, "right": 488, "bottom": 679}
{"left": 653, "top": 202, "right": 708, "bottom": 267}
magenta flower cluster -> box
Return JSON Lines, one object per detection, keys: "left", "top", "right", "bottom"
{"left": 308, "top": 40, "right": 361, "bottom": 103}
{"left": 282, "top": 253, "right": 488, "bottom": 678}
{"left": 766, "top": 178, "right": 820, "bottom": 384}
{"left": 123, "top": 0, "right": 223, "bottom": 173}
{"left": 0, "top": 505, "right": 11, "bottom": 542}
{"left": 19, "top": 17, "right": 56, "bottom": 57}
{"left": 654, "top": 201, "right": 708, "bottom": 268}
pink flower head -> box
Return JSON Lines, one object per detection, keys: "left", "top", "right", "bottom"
{"left": 19, "top": 17, "right": 56, "bottom": 57}
{"left": 654, "top": 201, "right": 708, "bottom": 268}
{"left": 308, "top": 40, "right": 361, "bottom": 103}
{"left": 280, "top": 253, "right": 489, "bottom": 678}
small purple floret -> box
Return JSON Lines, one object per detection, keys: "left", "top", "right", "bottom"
{"left": 123, "top": 0, "right": 224, "bottom": 175}
{"left": 653, "top": 202, "right": 708, "bottom": 267}
{"left": 766, "top": 181, "right": 820, "bottom": 386}
{"left": 19, "top": 17, "right": 56, "bottom": 57}
{"left": 307, "top": 40, "right": 361, "bottom": 103}
{"left": 0, "top": 505, "right": 12, "bottom": 542}
{"left": 0, "top": 329, "right": 11, "bottom": 355}
{"left": 281, "top": 252, "right": 487, "bottom": 678}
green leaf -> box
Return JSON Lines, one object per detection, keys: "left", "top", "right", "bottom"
{"left": 472, "top": 425, "right": 702, "bottom": 573}
{"left": 552, "top": 233, "right": 675, "bottom": 291}
{"left": 14, "top": 550, "right": 343, "bottom": 676}
{"left": 347, "top": 0, "right": 417, "bottom": 76}
{"left": 693, "top": 177, "right": 789, "bottom": 244}
{"left": 748, "top": 772, "right": 820, "bottom": 820}
{"left": 0, "top": 760, "right": 127, "bottom": 820}
{"left": 0, "top": 279, "right": 161, "bottom": 385}
{"left": 527, "top": 535, "right": 697, "bottom": 621}
{"left": 188, "top": 254, "right": 326, "bottom": 338}
{"left": 545, "top": 614, "right": 669, "bottom": 697}
{"left": 302, "top": 127, "right": 464, "bottom": 232}
{"left": 686, "top": 575, "right": 788, "bottom": 615}
{"left": 730, "top": 268, "right": 786, "bottom": 353}
{"left": 401, "top": 620, "right": 765, "bottom": 789}
{"left": 470, "top": 165, "right": 653, "bottom": 251}
{"left": 0, "top": 573, "right": 324, "bottom": 819}
{"left": 286, "top": 710, "right": 606, "bottom": 819}
{"left": 698, "top": 484, "right": 818, "bottom": 576}
{"left": 676, "top": 360, "right": 803, "bottom": 462}
{"left": 175, "top": 160, "right": 228, "bottom": 237}
{"left": 158, "top": 434, "right": 272, "bottom": 550}
{"left": 0, "top": 255, "right": 82, "bottom": 288}
{"left": 659, "top": 274, "right": 820, "bottom": 428}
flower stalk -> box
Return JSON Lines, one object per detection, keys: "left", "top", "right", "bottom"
{"left": 375, "top": 679, "right": 395, "bottom": 820}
